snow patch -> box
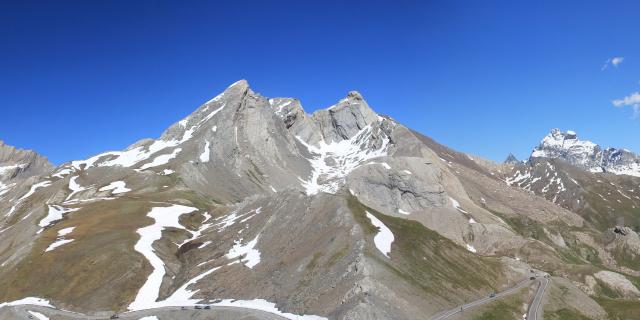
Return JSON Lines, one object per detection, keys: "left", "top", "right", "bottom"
{"left": 0, "top": 163, "right": 27, "bottom": 174}
{"left": 199, "top": 141, "right": 211, "bottom": 163}
{"left": 21, "top": 181, "right": 52, "bottom": 201}
{"left": 51, "top": 168, "right": 73, "bottom": 179}
{"left": 140, "top": 148, "right": 182, "bottom": 170}
{"left": 365, "top": 211, "right": 394, "bottom": 258}
{"left": 214, "top": 207, "right": 261, "bottom": 231}
{"left": 99, "top": 181, "right": 131, "bottom": 194}
{"left": 45, "top": 227, "right": 76, "bottom": 252}
{"left": 70, "top": 120, "right": 197, "bottom": 171}
{"left": 38, "top": 205, "right": 80, "bottom": 233}
{"left": 296, "top": 125, "right": 389, "bottom": 195}
{"left": 28, "top": 311, "right": 49, "bottom": 320}
{"left": 128, "top": 204, "right": 198, "bottom": 311}
{"left": 0, "top": 297, "right": 53, "bottom": 309}
{"left": 449, "top": 197, "right": 469, "bottom": 214}
{"left": 226, "top": 235, "right": 261, "bottom": 268}
{"left": 466, "top": 244, "right": 477, "bottom": 253}
{"left": 198, "top": 241, "right": 212, "bottom": 249}
{"left": 66, "top": 176, "right": 89, "bottom": 201}
{"left": 5, "top": 180, "right": 52, "bottom": 217}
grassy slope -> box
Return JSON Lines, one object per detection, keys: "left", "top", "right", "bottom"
{"left": 595, "top": 297, "right": 640, "bottom": 320}
{"left": 472, "top": 297, "right": 523, "bottom": 320}
{"left": 0, "top": 188, "right": 219, "bottom": 312}
{"left": 347, "top": 197, "right": 506, "bottom": 305}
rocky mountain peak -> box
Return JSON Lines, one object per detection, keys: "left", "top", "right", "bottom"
{"left": 541, "top": 128, "right": 582, "bottom": 145}
{"left": 347, "top": 90, "right": 364, "bottom": 100}
{"left": 2, "top": 80, "right": 638, "bottom": 320}
{"left": 0, "top": 141, "right": 53, "bottom": 196}
{"left": 310, "top": 90, "right": 379, "bottom": 143}
{"left": 504, "top": 153, "right": 519, "bottom": 164}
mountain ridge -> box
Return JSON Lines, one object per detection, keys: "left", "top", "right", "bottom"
{"left": 0, "top": 80, "right": 637, "bottom": 319}
{"left": 531, "top": 128, "right": 640, "bottom": 177}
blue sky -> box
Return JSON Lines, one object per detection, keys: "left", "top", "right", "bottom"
{"left": 2, "top": 1, "right": 639, "bottom": 165}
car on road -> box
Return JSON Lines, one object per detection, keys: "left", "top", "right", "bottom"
{"left": 489, "top": 293, "right": 496, "bottom": 298}
{"left": 530, "top": 276, "right": 536, "bottom": 280}
{"left": 204, "top": 305, "right": 211, "bottom": 309}
{"left": 110, "top": 315, "right": 119, "bottom": 319}
{"left": 195, "top": 306, "right": 203, "bottom": 309}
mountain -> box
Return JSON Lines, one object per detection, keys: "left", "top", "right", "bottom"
{"left": 506, "top": 129, "right": 640, "bottom": 306}
{"left": 504, "top": 153, "right": 519, "bottom": 165}
{"left": 508, "top": 129, "right": 640, "bottom": 229}
{"left": 531, "top": 128, "right": 640, "bottom": 177}
{"left": 0, "top": 81, "right": 637, "bottom": 319}
{"left": 0, "top": 141, "right": 53, "bottom": 204}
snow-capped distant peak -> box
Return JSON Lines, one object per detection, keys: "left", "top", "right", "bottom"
{"left": 530, "top": 128, "right": 640, "bottom": 177}
{"left": 532, "top": 129, "right": 595, "bottom": 157}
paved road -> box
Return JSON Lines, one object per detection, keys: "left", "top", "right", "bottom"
{"left": 2, "top": 279, "right": 551, "bottom": 320}
{"left": 527, "top": 277, "right": 550, "bottom": 320}
{"left": 430, "top": 278, "right": 533, "bottom": 320}
{"left": 5, "top": 304, "right": 289, "bottom": 320}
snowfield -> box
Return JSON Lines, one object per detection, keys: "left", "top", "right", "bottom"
{"left": 65, "top": 176, "right": 89, "bottom": 201}
{"left": 199, "top": 141, "right": 211, "bottom": 162}
{"left": 38, "top": 205, "right": 80, "bottom": 233}
{"left": 45, "top": 227, "right": 76, "bottom": 252}
{"left": 0, "top": 297, "right": 53, "bottom": 309}
{"left": 226, "top": 235, "right": 261, "bottom": 268}
{"left": 98, "top": 181, "right": 131, "bottom": 194}
{"left": 128, "top": 204, "right": 199, "bottom": 311}
{"left": 296, "top": 123, "right": 389, "bottom": 195}
{"left": 5, "top": 180, "right": 53, "bottom": 217}
{"left": 140, "top": 148, "right": 182, "bottom": 170}
{"left": 365, "top": 211, "right": 394, "bottom": 258}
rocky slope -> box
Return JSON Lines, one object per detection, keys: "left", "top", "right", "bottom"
{"left": 0, "top": 81, "right": 637, "bottom": 319}
{"left": 0, "top": 141, "right": 53, "bottom": 213}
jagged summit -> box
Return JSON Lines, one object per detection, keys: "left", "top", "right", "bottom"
{"left": 504, "top": 153, "right": 519, "bottom": 164}
{"left": 0, "top": 141, "right": 53, "bottom": 184}
{"left": 530, "top": 128, "right": 640, "bottom": 177}
{"left": 2, "top": 81, "right": 637, "bottom": 320}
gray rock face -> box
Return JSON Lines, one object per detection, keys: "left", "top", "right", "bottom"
{"left": 0, "top": 141, "right": 53, "bottom": 198}
{"left": 504, "top": 153, "right": 519, "bottom": 165}
{"left": 311, "top": 91, "right": 380, "bottom": 142}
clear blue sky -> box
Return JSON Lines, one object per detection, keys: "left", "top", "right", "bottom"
{"left": 2, "top": 1, "right": 639, "bottom": 165}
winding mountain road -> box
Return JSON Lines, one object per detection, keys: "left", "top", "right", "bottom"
{"left": 5, "top": 305, "right": 290, "bottom": 320}
{"left": 527, "top": 277, "right": 550, "bottom": 320}
{"left": 3, "top": 278, "right": 551, "bottom": 320}
{"left": 430, "top": 275, "right": 550, "bottom": 320}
